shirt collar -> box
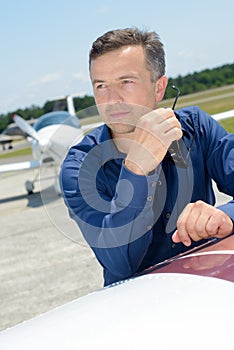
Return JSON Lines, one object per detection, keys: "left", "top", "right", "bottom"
{"left": 99, "top": 125, "right": 125, "bottom": 164}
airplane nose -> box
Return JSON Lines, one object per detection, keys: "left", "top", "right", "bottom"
{"left": 38, "top": 138, "right": 51, "bottom": 153}
{"left": 32, "top": 138, "right": 50, "bottom": 159}
{"left": 39, "top": 138, "right": 49, "bottom": 147}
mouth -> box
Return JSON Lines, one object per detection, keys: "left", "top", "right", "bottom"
{"left": 108, "top": 110, "right": 130, "bottom": 120}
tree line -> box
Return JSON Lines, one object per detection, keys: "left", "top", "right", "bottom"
{"left": 0, "top": 62, "right": 233, "bottom": 133}
{"left": 164, "top": 63, "right": 234, "bottom": 98}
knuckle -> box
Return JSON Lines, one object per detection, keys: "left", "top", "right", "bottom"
{"left": 138, "top": 118, "right": 151, "bottom": 130}
{"left": 186, "top": 221, "right": 194, "bottom": 233}
{"left": 177, "top": 218, "right": 186, "bottom": 229}
{"left": 193, "top": 236, "right": 201, "bottom": 242}
{"left": 176, "top": 129, "right": 183, "bottom": 140}
{"left": 206, "top": 219, "right": 218, "bottom": 235}
{"left": 195, "top": 224, "right": 204, "bottom": 236}
{"left": 194, "top": 200, "right": 204, "bottom": 209}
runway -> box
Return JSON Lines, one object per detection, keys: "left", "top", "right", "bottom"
{"left": 0, "top": 158, "right": 103, "bottom": 331}
{"left": 0, "top": 152, "right": 232, "bottom": 331}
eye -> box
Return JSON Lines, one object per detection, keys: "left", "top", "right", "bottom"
{"left": 96, "top": 83, "right": 107, "bottom": 90}
{"left": 122, "top": 79, "right": 134, "bottom": 84}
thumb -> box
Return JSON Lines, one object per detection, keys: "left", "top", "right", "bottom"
{"left": 172, "top": 230, "right": 181, "bottom": 243}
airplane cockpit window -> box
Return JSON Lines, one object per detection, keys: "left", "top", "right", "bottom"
{"left": 34, "top": 111, "right": 81, "bottom": 131}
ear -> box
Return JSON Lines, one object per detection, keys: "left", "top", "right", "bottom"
{"left": 155, "top": 75, "right": 168, "bottom": 103}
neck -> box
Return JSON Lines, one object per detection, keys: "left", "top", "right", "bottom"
{"left": 112, "top": 131, "right": 135, "bottom": 154}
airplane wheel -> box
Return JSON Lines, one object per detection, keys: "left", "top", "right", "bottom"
{"left": 25, "top": 180, "right": 34, "bottom": 195}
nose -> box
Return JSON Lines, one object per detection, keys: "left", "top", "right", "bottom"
{"left": 107, "top": 86, "right": 123, "bottom": 104}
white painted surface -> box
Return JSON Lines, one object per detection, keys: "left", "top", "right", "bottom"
{"left": 0, "top": 273, "right": 233, "bottom": 350}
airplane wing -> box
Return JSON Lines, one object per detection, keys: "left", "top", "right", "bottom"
{"left": 211, "top": 109, "right": 234, "bottom": 121}
{"left": 0, "top": 134, "right": 23, "bottom": 144}
{"left": 0, "top": 160, "right": 40, "bottom": 173}
{"left": 0, "top": 235, "right": 233, "bottom": 349}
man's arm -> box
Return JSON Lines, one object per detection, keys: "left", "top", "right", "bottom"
{"left": 173, "top": 110, "right": 234, "bottom": 246}
{"left": 61, "top": 152, "right": 160, "bottom": 285}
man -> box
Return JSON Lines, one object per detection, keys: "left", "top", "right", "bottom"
{"left": 61, "top": 27, "right": 234, "bottom": 286}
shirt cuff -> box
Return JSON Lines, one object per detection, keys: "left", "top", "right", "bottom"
{"left": 114, "top": 162, "right": 161, "bottom": 209}
{"left": 218, "top": 200, "right": 234, "bottom": 223}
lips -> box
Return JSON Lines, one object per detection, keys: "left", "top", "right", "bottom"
{"left": 109, "top": 110, "right": 130, "bottom": 119}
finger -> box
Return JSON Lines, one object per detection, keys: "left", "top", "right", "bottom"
{"left": 194, "top": 212, "right": 211, "bottom": 239}
{"left": 165, "top": 127, "right": 183, "bottom": 142}
{"left": 176, "top": 204, "right": 194, "bottom": 246}
{"left": 147, "top": 108, "right": 177, "bottom": 126}
{"left": 177, "top": 203, "right": 194, "bottom": 226}
{"left": 172, "top": 230, "right": 181, "bottom": 243}
{"left": 205, "top": 215, "right": 219, "bottom": 237}
{"left": 207, "top": 211, "right": 233, "bottom": 237}
{"left": 172, "top": 229, "right": 192, "bottom": 246}
{"left": 172, "top": 229, "right": 191, "bottom": 246}
{"left": 181, "top": 201, "right": 211, "bottom": 242}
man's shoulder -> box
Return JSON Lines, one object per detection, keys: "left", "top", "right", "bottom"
{"left": 175, "top": 106, "right": 208, "bottom": 119}
{"left": 82, "top": 124, "right": 109, "bottom": 146}
{"left": 72, "top": 124, "right": 109, "bottom": 152}
{"left": 175, "top": 106, "right": 212, "bottom": 129}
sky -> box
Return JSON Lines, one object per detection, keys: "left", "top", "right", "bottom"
{"left": 0, "top": 0, "right": 233, "bottom": 114}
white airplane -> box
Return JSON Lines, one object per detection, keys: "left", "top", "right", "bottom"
{"left": 0, "top": 95, "right": 85, "bottom": 194}
{"left": 0, "top": 234, "right": 233, "bottom": 349}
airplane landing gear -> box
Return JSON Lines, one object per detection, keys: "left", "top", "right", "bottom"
{"left": 25, "top": 180, "right": 35, "bottom": 195}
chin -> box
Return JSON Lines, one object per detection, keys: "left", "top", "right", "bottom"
{"left": 109, "top": 123, "right": 136, "bottom": 135}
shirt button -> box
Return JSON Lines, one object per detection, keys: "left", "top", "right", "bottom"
{"left": 172, "top": 244, "right": 176, "bottom": 248}
{"left": 147, "top": 195, "right": 153, "bottom": 202}
{"left": 151, "top": 181, "right": 157, "bottom": 187}
{"left": 147, "top": 225, "right": 152, "bottom": 231}
{"left": 165, "top": 212, "right": 171, "bottom": 219}
{"left": 169, "top": 148, "right": 175, "bottom": 156}
{"left": 158, "top": 180, "right": 162, "bottom": 186}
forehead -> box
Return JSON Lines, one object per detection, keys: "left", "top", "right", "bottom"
{"left": 90, "top": 45, "right": 148, "bottom": 79}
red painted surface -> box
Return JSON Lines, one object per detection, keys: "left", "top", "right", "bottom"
{"left": 144, "top": 235, "right": 234, "bottom": 282}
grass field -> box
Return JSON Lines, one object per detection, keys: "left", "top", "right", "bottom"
{"left": 0, "top": 146, "right": 31, "bottom": 159}
{"left": 219, "top": 118, "right": 234, "bottom": 133}
{"left": 159, "top": 84, "right": 234, "bottom": 114}
{"left": 1, "top": 85, "right": 233, "bottom": 159}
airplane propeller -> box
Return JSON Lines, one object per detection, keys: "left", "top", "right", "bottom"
{"left": 13, "top": 114, "right": 40, "bottom": 142}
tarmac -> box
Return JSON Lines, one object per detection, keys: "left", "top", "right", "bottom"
{"left": 0, "top": 145, "right": 232, "bottom": 331}
{"left": 0, "top": 149, "right": 103, "bottom": 331}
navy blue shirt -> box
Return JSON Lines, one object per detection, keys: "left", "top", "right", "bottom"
{"left": 60, "top": 106, "right": 234, "bottom": 286}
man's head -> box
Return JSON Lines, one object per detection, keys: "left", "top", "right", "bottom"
{"left": 89, "top": 27, "right": 168, "bottom": 137}
{"left": 89, "top": 27, "right": 165, "bottom": 83}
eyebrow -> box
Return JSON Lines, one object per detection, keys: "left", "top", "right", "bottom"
{"left": 92, "top": 78, "right": 105, "bottom": 85}
{"left": 92, "top": 74, "right": 139, "bottom": 85}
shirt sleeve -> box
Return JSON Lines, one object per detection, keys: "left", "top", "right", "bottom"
{"left": 60, "top": 151, "right": 161, "bottom": 285}
{"left": 202, "top": 112, "right": 234, "bottom": 221}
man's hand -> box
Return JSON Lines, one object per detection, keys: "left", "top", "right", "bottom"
{"left": 125, "top": 108, "right": 182, "bottom": 175}
{"left": 172, "top": 200, "right": 233, "bottom": 246}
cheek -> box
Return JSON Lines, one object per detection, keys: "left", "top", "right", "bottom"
{"left": 94, "top": 92, "right": 106, "bottom": 105}
{"left": 95, "top": 102, "right": 113, "bottom": 123}
{"left": 132, "top": 96, "right": 156, "bottom": 112}
{"left": 96, "top": 103, "right": 106, "bottom": 119}
{"left": 131, "top": 85, "right": 157, "bottom": 107}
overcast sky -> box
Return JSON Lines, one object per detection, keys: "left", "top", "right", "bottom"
{"left": 0, "top": 0, "right": 233, "bottom": 114}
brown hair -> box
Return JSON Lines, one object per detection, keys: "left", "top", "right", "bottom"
{"left": 89, "top": 27, "right": 166, "bottom": 82}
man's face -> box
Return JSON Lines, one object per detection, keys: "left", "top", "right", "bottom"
{"left": 90, "top": 45, "right": 165, "bottom": 137}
